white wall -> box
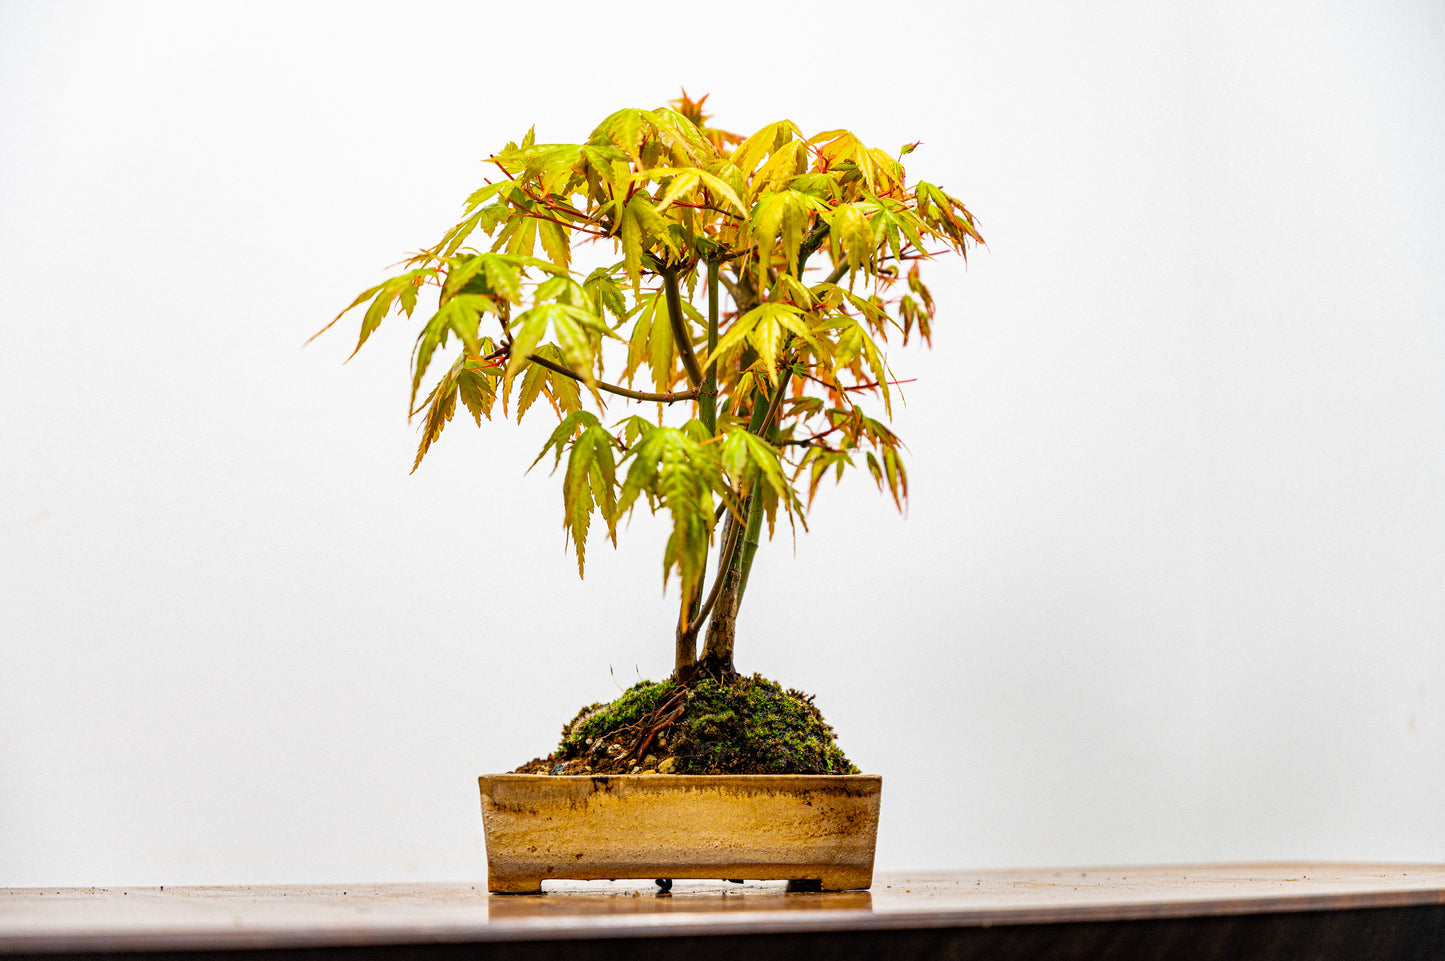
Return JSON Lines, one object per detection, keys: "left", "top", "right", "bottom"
{"left": 2, "top": 0, "right": 1441, "bottom": 885}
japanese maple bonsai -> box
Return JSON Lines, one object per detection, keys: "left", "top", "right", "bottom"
{"left": 319, "top": 93, "right": 981, "bottom": 777}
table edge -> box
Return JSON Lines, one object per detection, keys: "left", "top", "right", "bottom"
{"left": 3, "top": 884, "right": 1444, "bottom": 954}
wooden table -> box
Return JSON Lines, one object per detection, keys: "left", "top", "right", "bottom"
{"left": 4, "top": 864, "right": 1443, "bottom": 960}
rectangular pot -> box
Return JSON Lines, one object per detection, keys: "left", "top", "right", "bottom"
{"left": 478, "top": 773, "right": 882, "bottom": 893}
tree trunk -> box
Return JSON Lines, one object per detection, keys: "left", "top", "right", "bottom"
{"left": 674, "top": 618, "right": 698, "bottom": 680}
{"left": 674, "top": 549, "right": 706, "bottom": 679}
{"left": 699, "top": 568, "right": 739, "bottom": 678}
{"left": 700, "top": 495, "right": 760, "bottom": 679}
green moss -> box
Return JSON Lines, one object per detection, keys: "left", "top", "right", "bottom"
{"left": 533, "top": 673, "right": 859, "bottom": 776}
{"left": 669, "top": 675, "right": 858, "bottom": 775}
{"left": 558, "top": 679, "right": 671, "bottom": 754}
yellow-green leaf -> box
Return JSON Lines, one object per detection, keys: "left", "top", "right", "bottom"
{"left": 829, "top": 204, "right": 874, "bottom": 283}
{"left": 620, "top": 197, "right": 643, "bottom": 293}
{"left": 537, "top": 217, "right": 570, "bottom": 271}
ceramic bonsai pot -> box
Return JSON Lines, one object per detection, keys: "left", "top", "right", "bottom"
{"left": 478, "top": 773, "right": 882, "bottom": 893}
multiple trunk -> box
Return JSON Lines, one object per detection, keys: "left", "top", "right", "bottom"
{"left": 669, "top": 243, "right": 825, "bottom": 680}
{"left": 670, "top": 260, "right": 761, "bottom": 680}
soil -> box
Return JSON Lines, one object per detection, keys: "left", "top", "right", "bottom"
{"left": 513, "top": 673, "right": 859, "bottom": 776}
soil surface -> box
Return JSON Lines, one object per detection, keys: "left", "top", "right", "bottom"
{"left": 513, "top": 673, "right": 858, "bottom": 776}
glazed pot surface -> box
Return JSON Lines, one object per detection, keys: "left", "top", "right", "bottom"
{"left": 478, "top": 774, "right": 882, "bottom": 893}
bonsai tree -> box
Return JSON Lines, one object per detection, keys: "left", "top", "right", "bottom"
{"left": 319, "top": 92, "right": 980, "bottom": 731}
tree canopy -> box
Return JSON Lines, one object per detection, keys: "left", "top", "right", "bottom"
{"left": 319, "top": 92, "right": 982, "bottom": 676}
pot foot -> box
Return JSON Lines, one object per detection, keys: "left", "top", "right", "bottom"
{"left": 788, "top": 872, "right": 872, "bottom": 892}
{"left": 488, "top": 875, "right": 544, "bottom": 894}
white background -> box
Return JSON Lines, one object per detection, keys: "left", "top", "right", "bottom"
{"left": 2, "top": 0, "right": 1442, "bottom": 885}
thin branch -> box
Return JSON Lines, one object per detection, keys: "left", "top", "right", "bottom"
{"left": 780, "top": 423, "right": 846, "bottom": 447}
{"left": 517, "top": 207, "right": 609, "bottom": 239}
{"left": 487, "top": 157, "right": 611, "bottom": 238}
{"left": 700, "top": 260, "right": 720, "bottom": 435}
{"left": 513, "top": 192, "right": 610, "bottom": 238}
{"left": 795, "top": 368, "right": 914, "bottom": 396}
{"left": 843, "top": 376, "right": 917, "bottom": 392}
{"left": 524, "top": 352, "right": 698, "bottom": 403}
{"left": 664, "top": 199, "right": 746, "bottom": 221}
{"left": 758, "top": 364, "right": 793, "bottom": 435}
{"left": 660, "top": 267, "right": 705, "bottom": 388}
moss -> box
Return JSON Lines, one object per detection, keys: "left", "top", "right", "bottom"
{"left": 519, "top": 673, "right": 858, "bottom": 776}
{"left": 669, "top": 675, "right": 858, "bottom": 775}
{"left": 558, "top": 679, "right": 672, "bottom": 754}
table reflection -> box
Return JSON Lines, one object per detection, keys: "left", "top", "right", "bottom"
{"left": 485, "top": 880, "right": 873, "bottom": 920}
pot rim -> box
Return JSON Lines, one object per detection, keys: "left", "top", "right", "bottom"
{"left": 480, "top": 772, "right": 882, "bottom": 781}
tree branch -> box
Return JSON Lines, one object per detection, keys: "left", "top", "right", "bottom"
{"left": 523, "top": 352, "right": 698, "bottom": 403}
{"left": 758, "top": 364, "right": 792, "bottom": 437}
{"left": 800, "top": 222, "right": 831, "bottom": 266}
{"left": 700, "top": 260, "right": 720, "bottom": 435}
{"left": 780, "top": 423, "right": 845, "bottom": 447}
{"left": 660, "top": 267, "right": 705, "bottom": 389}
{"left": 517, "top": 207, "right": 609, "bottom": 239}
{"left": 716, "top": 268, "right": 744, "bottom": 305}
{"left": 488, "top": 158, "right": 611, "bottom": 238}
